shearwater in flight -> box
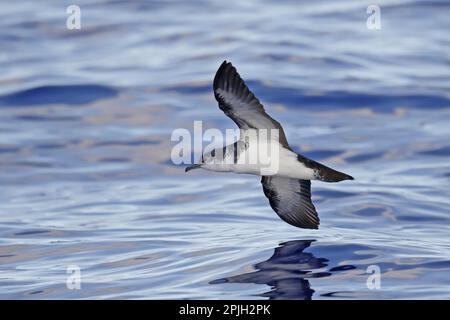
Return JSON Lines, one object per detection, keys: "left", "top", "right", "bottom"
{"left": 185, "top": 61, "right": 353, "bottom": 229}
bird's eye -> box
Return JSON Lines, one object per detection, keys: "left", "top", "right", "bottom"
{"left": 211, "top": 149, "right": 215, "bottom": 157}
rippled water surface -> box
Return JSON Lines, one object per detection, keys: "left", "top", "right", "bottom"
{"left": 1, "top": 0, "right": 449, "bottom": 299}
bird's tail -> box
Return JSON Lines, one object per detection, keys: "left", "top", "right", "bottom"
{"left": 297, "top": 154, "right": 354, "bottom": 182}
{"left": 316, "top": 167, "right": 354, "bottom": 182}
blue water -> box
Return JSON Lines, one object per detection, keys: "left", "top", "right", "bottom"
{"left": 0, "top": 0, "right": 449, "bottom": 299}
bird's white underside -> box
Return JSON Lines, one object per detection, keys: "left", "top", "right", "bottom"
{"left": 201, "top": 130, "right": 316, "bottom": 180}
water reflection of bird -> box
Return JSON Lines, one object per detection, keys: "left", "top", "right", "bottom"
{"left": 186, "top": 61, "right": 354, "bottom": 229}
{"left": 210, "top": 240, "right": 331, "bottom": 300}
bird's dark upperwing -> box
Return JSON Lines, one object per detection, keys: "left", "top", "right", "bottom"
{"left": 213, "top": 61, "right": 291, "bottom": 149}
{"left": 261, "top": 176, "right": 320, "bottom": 229}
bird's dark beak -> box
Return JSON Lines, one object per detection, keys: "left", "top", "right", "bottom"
{"left": 185, "top": 164, "right": 201, "bottom": 173}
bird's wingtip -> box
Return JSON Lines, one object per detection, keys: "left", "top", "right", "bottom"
{"left": 218, "top": 60, "right": 229, "bottom": 70}
{"left": 214, "top": 60, "right": 234, "bottom": 91}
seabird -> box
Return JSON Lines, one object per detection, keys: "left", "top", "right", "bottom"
{"left": 185, "top": 61, "right": 353, "bottom": 229}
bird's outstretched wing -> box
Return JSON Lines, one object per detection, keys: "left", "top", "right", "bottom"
{"left": 261, "top": 176, "right": 320, "bottom": 229}
{"left": 213, "top": 60, "right": 290, "bottom": 149}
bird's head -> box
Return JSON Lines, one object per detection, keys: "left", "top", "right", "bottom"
{"left": 185, "top": 149, "right": 222, "bottom": 173}
{"left": 185, "top": 153, "right": 206, "bottom": 173}
{"left": 185, "top": 163, "right": 202, "bottom": 173}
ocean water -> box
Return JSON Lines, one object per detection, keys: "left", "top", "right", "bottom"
{"left": 0, "top": 0, "right": 449, "bottom": 299}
